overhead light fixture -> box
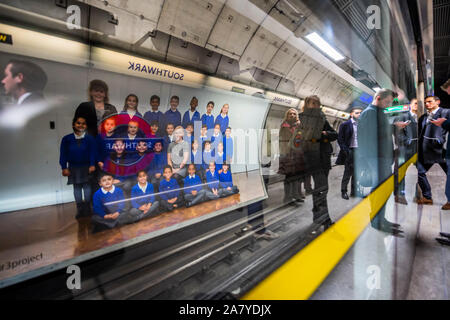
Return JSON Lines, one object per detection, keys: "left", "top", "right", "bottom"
{"left": 373, "top": 86, "right": 381, "bottom": 91}
{"left": 305, "top": 32, "right": 345, "bottom": 62}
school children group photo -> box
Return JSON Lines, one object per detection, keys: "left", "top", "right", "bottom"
{"left": 59, "top": 80, "right": 239, "bottom": 232}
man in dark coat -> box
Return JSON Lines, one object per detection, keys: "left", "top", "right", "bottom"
{"left": 392, "top": 98, "right": 418, "bottom": 205}
{"left": 416, "top": 96, "right": 450, "bottom": 205}
{"left": 336, "top": 107, "right": 362, "bottom": 200}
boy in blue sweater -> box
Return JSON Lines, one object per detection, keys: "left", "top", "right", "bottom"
{"left": 202, "top": 140, "right": 214, "bottom": 171}
{"left": 144, "top": 95, "right": 164, "bottom": 134}
{"left": 219, "top": 162, "right": 239, "bottom": 197}
{"left": 130, "top": 170, "right": 160, "bottom": 220}
{"left": 224, "top": 127, "right": 233, "bottom": 163}
{"left": 184, "top": 164, "right": 206, "bottom": 207}
{"left": 159, "top": 165, "right": 184, "bottom": 211}
{"left": 182, "top": 97, "right": 201, "bottom": 128}
{"left": 191, "top": 139, "right": 205, "bottom": 181}
{"left": 163, "top": 95, "right": 182, "bottom": 129}
{"left": 205, "top": 161, "right": 221, "bottom": 200}
{"left": 60, "top": 116, "right": 96, "bottom": 218}
{"left": 201, "top": 101, "right": 215, "bottom": 130}
{"left": 92, "top": 173, "right": 138, "bottom": 231}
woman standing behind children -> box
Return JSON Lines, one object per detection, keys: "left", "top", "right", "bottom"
{"left": 60, "top": 116, "right": 96, "bottom": 218}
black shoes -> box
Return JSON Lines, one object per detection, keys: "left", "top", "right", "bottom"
{"left": 440, "top": 232, "right": 450, "bottom": 238}
{"left": 341, "top": 191, "right": 349, "bottom": 200}
{"left": 436, "top": 237, "right": 450, "bottom": 246}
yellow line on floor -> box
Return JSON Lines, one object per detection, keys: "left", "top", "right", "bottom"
{"left": 242, "top": 154, "right": 417, "bottom": 300}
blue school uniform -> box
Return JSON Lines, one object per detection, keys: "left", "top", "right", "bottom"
{"left": 211, "top": 132, "right": 222, "bottom": 144}
{"left": 159, "top": 178, "right": 180, "bottom": 200}
{"left": 201, "top": 113, "right": 215, "bottom": 130}
{"left": 219, "top": 170, "right": 234, "bottom": 189}
{"left": 59, "top": 133, "right": 96, "bottom": 169}
{"left": 93, "top": 186, "right": 126, "bottom": 218}
{"left": 182, "top": 110, "right": 201, "bottom": 128}
{"left": 131, "top": 183, "right": 156, "bottom": 208}
{"left": 214, "top": 152, "right": 225, "bottom": 171}
{"left": 206, "top": 169, "right": 220, "bottom": 190}
{"left": 143, "top": 110, "right": 164, "bottom": 125}
{"left": 191, "top": 150, "right": 203, "bottom": 171}
{"left": 184, "top": 174, "right": 203, "bottom": 193}
{"left": 163, "top": 109, "right": 181, "bottom": 129}
{"left": 148, "top": 152, "right": 168, "bottom": 177}
{"left": 120, "top": 110, "right": 142, "bottom": 119}
{"left": 202, "top": 150, "right": 215, "bottom": 170}
{"left": 224, "top": 136, "right": 233, "bottom": 162}
{"left": 215, "top": 114, "right": 229, "bottom": 134}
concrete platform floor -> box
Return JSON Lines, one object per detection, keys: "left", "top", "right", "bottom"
{"left": 311, "top": 163, "right": 450, "bottom": 300}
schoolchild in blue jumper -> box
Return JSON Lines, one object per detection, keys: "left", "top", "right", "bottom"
{"left": 109, "top": 139, "right": 135, "bottom": 198}
{"left": 150, "top": 120, "right": 161, "bottom": 138}
{"left": 130, "top": 170, "right": 160, "bottom": 220}
{"left": 121, "top": 94, "right": 142, "bottom": 119}
{"left": 201, "top": 101, "right": 215, "bottom": 130}
{"left": 162, "top": 95, "right": 182, "bottom": 129}
{"left": 96, "top": 117, "right": 117, "bottom": 170}
{"left": 198, "top": 124, "right": 209, "bottom": 146}
{"left": 129, "top": 140, "right": 148, "bottom": 163}
{"left": 60, "top": 116, "right": 96, "bottom": 218}
{"left": 163, "top": 122, "right": 175, "bottom": 153}
{"left": 148, "top": 141, "right": 167, "bottom": 187}
{"left": 144, "top": 95, "right": 164, "bottom": 135}
{"left": 215, "top": 103, "right": 229, "bottom": 134}
{"left": 219, "top": 162, "right": 239, "bottom": 197}
{"left": 182, "top": 96, "right": 201, "bottom": 128}
{"left": 184, "top": 123, "right": 194, "bottom": 144}
{"left": 205, "top": 161, "right": 221, "bottom": 200}
{"left": 190, "top": 139, "right": 205, "bottom": 181}
{"left": 224, "top": 127, "right": 234, "bottom": 163}
{"left": 184, "top": 164, "right": 206, "bottom": 207}
{"left": 92, "top": 173, "right": 138, "bottom": 232}
{"left": 159, "top": 165, "right": 184, "bottom": 211}
{"left": 211, "top": 123, "right": 222, "bottom": 144}
{"left": 214, "top": 142, "right": 225, "bottom": 172}
{"left": 202, "top": 140, "right": 215, "bottom": 171}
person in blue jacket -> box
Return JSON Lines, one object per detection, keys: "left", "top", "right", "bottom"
{"left": 60, "top": 116, "right": 96, "bottom": 218}
{"left": 159, "top": 165, "right": 184, "bottom": 211}
{"left": 92, "top": 173, "right": 138, "bottom": 232}
{"left": 190, "top": 139, "right": 204, "bottom": 181}
{"left": 214, "top": 142, "right": 225, "bottom": 172}
{"left": 201, "top": 101, "right": 215, "bottom": 130}
{"left": 215, "top": 103, "right": 229, "bottom": 134}
{"left": 129, "top": 170, "right": 160, "bottom": 220}
{"left": 182, "top": 96, "right": 201, "bottom": 128}
{"left": 162, "top": 95, "right": 182, "bottom": 130}
{"left": 219, "top": 162, "right": 239, "bottom": 197}
{"left": 184, "top": 164, "right": 206, "bottom": 207}
{"left": 202, "top": 140, "right": 214, "bottom": 171}
{"left": 205, "top": 161, "right": 221, "bottom": 200}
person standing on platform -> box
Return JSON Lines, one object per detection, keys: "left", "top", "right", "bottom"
{"left": 215, "top": 104, "right": 230, "bottom": 134}
{"left": 416, "top": 96, "right": 450, "bottom": 205}
{"left": 393, "top": 98, "right": 418, "bottom": 205}
{"left": 162, "top": 95, "right": 182, "bottom": 130}
{"left": 431, "top": 79, "right": 450, "bottom": 245}
{"left": 356, "top": 89, "right": 403, "bottom": 234}
{"left": 298, "top": 96, "right": 336, "bottom": 230}
{"left": 182, "top": 96, "right": 201, "bottom": 128}
{"left": 336, "top": 107, "right": 362, "bottom": 200}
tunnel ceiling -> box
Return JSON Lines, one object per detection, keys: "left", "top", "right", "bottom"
{"left": 0, "top": 0, "right": 416, "bottom": 110}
